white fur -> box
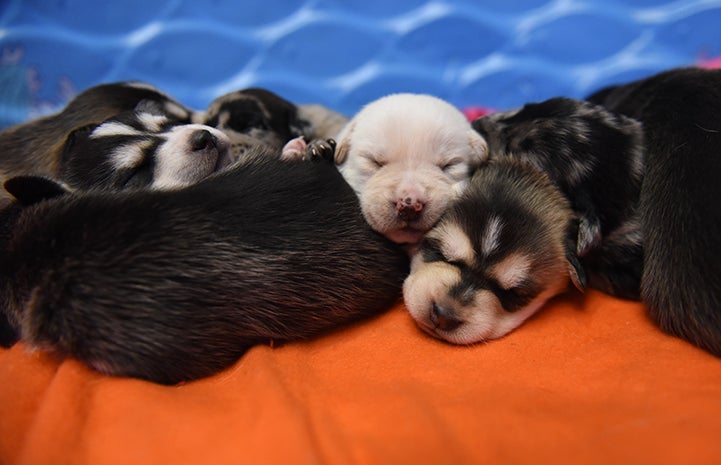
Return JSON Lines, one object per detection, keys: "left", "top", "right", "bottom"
{"left": 335, "top": 93, "right": 488, "bottom": 246}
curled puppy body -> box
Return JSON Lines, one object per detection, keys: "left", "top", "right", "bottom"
{"left": 197, "top": 88, "right": 347, "bottom": 159}
{"left": 472, "top": 97, "right": 645, "bottom": 299}
{"left": 587, "top": 67, "right": 721, "bottom": 357}
{"left": 334, "top": 93, "right": 488, "bottom": 249}
{"left": 404, "top": 158, "right": 584, "bottom": 344}
{"left": 0, "top": 82, "right": 191, "bottom": 195}
{"left": 59, "top": 105, "right": 233, "bottom": 191}
{"left": 0, "top": 142, "right": 408, "bottom": 384}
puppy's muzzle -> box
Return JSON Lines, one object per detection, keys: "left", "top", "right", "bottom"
{"left": 397, "top": 197, "right": 425, "bottom": 222}
{"left": 430, "top": 303, "right": 463, "bottom": 331}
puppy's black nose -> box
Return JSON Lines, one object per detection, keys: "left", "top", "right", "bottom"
{"left": 430, "top": 303, "right": 463, "bottom": 331}
{"left": 397, "top": 197, "right": 424, "bottom": 222}
{"left": 191, "top": 129, "right": 217, "bottom": 151}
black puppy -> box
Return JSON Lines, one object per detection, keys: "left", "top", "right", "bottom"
{"left": 0, "top": 143, "right": 408, "bottom": 384}
{"left": 473, "top": 97, "right": 644, "bottom": 299}
{"left": 588, "top": 67, "right": 721, "bottom": 357}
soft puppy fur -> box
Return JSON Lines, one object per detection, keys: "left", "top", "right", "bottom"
{"left": 587, "top": 67, "right": 721, "bottom": 357}
{"left": 59, "top": 104, "right": 233, "bottom": 191}
{"left": 334, "top": 93, "right": 488, "bottom": 247}
{"left": 197, "top": 87, "right": 348, "bottom": 158}
{"left": 0, "top": 143, "right": 408, "bottom": 384}
{"left": 0, "top": 82, "right": 191, "bottom": 201}
{"left": 403, "top": 158, "right": 584, "bottom": 344}
{"left": 473, "top": 97, "right": 645, "bottom": 299}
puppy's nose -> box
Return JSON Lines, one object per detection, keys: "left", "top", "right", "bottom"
{"left": 397, "top": 197, "right": 424, "bottom": 222}
{"left": 430, "top": 303, "right": 463, "bottom": 331}
{"left": 191, "top": 129, "right": 217, "bottom": 152}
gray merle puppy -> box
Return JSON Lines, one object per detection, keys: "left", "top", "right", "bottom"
{"left": 0, "top": 140, "right": 408, "bottom": 384}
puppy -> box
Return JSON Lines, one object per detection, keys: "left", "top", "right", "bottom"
{"left": 0, "top": 82, "right": 191, "bottom": 193}
{"left": 334, "top": 93, "right": 488, "bottom": 248}
{"left": 403, "top": 158, "right": 584, "bottom": 343}
{"left": 197, "top": 87, "right": 348, "bottom": 158}
{"left": 473, "top": 97, "right": 645, "bottom": 299}
{"left": 587, "top": 67, "right": 721, "bottom": 357}
{"left": 59, "top": 103, "right": 233, "bottom": 191}
{"left": 0, "top": 141, "right": 408, "bottom": 384}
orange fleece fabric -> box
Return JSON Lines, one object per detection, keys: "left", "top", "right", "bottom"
{"left": 1, "top": 290, "right": 720, "bottom": 465}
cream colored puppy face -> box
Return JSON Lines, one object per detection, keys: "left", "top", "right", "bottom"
{"left": 403, "top": 160, "right": 585, "bottom": 345}
{"left": 335, "top": 94, "right": 488, "bottom": 246}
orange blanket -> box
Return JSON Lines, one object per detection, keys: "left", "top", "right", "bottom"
{"left": 1, "top": 290, "right": 720, "bottom": 465}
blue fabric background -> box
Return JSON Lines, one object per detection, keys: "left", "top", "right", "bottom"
{"left": 1, "top": 0, "right": 720, "bottom": 129}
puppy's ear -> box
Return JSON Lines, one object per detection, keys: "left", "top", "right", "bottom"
{"left": 565, "top": 219, "right": 588, "bottom": 292}
{"left": 4, "top": 175, "right": 71, "bottom": 206}
{"left": 467, "top": 129, "right": 489, "bottom": 163}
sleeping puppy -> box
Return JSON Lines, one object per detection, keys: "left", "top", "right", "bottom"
{"left": 403, "top": 158, "right": 584, "bottom": 343}
{"left": 59, "top": 103, "right": 233, "bottom": 191}
{"left": 197, "top": 87, "right": 348, "bottom": 158}
{"left": 0, "top": 81, "right": 191, "bottom": 193}
{"left": 473, "top": 97, "right": 645, "bottom": 299}
{"left": 0, "top": 140, "right": 408, "bottom": 384}
{"left": 404, "top": 96, "right": 644, "bottom": 346}
{"left": 587, "top": 67, "right": 721, "bottom": 357}
{"left": 334, "top": 93, "right": 488, "bottom": 248}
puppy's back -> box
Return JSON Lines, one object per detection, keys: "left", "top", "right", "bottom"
{"left": 592, "top": 68, "right": 721, "bottom": 356}
{"left": 2, "top": 155, "right": 408, "bottom": 383}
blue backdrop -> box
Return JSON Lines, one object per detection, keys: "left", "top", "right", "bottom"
{"left": 1, "top": 0, "right": 720, "bottom": 129}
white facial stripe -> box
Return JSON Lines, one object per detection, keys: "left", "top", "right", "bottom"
{"left": 137, "top": 112, "right": 168, "bottom": 132}
{"left": 481, "top": 216, "right": 503, "bottom": 257}
{"left": 91, "top": 121, "right": 145, "bottom": 139}
{"left": 110, "top": 142, "right": 149, "bottom": 170}
{"left": 491, "top": 253, "right": 532, "bottom": 290}
{"left": 430, "top": 223, "right": 475, "bottom": 264}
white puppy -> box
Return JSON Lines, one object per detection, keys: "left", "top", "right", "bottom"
{"left": 334, "top": 93, "right": 488, "bottom": 248}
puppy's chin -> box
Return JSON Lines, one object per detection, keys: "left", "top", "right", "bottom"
{"left": 386, "top": 227, "right": 426, "bottom": 246}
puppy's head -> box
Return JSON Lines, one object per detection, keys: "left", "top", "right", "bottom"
{"left": 403, "top": 159, "right": 585, "bottom": 345}
{"left": 199, "top": 88, "right": 310, "bottom": 158}
{"left": 60, "top": 107, "right": 232, "bottom": 191}
{"left": 334, "top": 93, "right": 488, "bottom": 246}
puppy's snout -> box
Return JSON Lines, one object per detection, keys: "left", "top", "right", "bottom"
{"left": 191, "top": 129, "right": 217, "bottom": 152}
{"left": 430, "top": 303, "right": 463, "bottom": 331}
{"left": 397, "top": 197, "right": 425, "bottom": 222}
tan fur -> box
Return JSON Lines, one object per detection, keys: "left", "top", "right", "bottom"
{"left": 403, "top": 159, "right": 581, "bottom": 345}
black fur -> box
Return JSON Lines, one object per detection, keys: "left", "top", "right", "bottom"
{"left": 0, "top": 151, "right": 408, "bottom": 384}
{"left": 588, "top": 67, "right": 721, "bottom": 356}
{"left": 472, "top": 97, "right": 645, "bottom": 298}
{"left": 200, "top": 88, "right": 311, "bottom": 157}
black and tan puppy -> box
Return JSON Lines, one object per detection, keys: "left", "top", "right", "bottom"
{"left": 0, "top": 82, "right": 191, "bottom": 190}
{"left": 0, "top": 142, "right": 408, "bottom": 384}
{"left": 587, "top": 67, "right": 721, "bottom": 357}
{"left": 404, "top": 159, "right": 584, "bottom": 343}
{"left": 473, "top": 97, "right": 644, "bottom": 299}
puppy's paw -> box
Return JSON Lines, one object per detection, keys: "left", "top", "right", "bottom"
{"left": 305, "top": 138, "right": 336, "bottom": 162}
{"left": 280, "top": 137, "right": 336, "bottom": 162}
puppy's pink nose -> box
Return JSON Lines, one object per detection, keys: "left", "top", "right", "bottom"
{"left": 397, "top": 197, "right": 424, "bottom": 222}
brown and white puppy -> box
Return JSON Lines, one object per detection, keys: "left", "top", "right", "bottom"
{"left": 0, "top": 81, "right": 191, "bottom": 185}
{"left": 334, "top": 93, "right": 488, "bottom": 248}
{"left": 403, "top": 159, "right": 584, "bottom": 344}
